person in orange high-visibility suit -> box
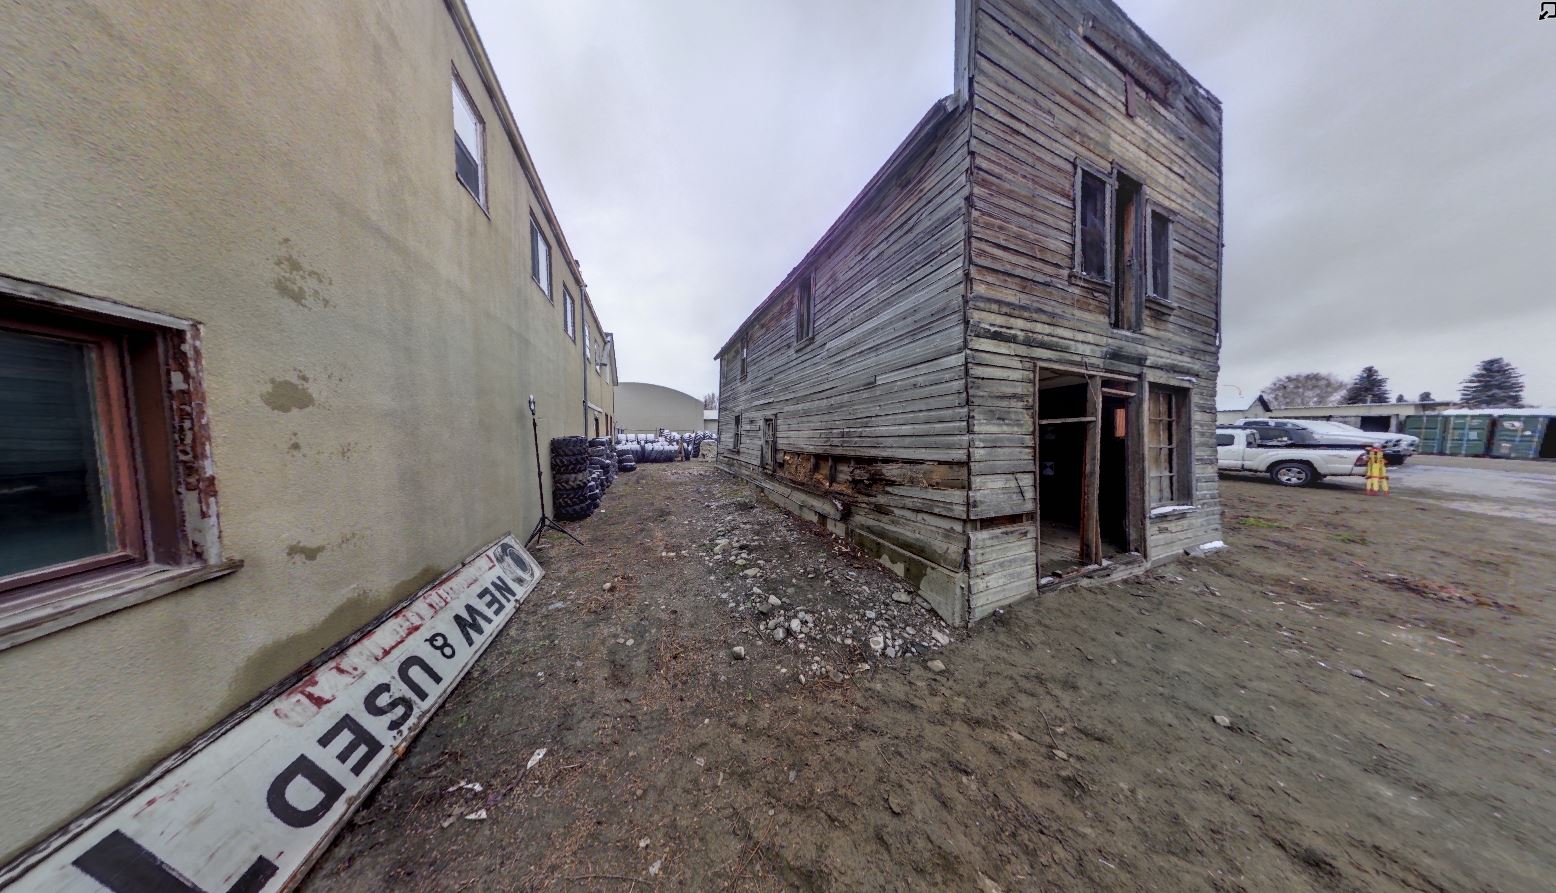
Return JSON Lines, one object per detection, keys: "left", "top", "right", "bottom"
{"left": 1365, "top": 446, "right": 1390, "bottom": 495}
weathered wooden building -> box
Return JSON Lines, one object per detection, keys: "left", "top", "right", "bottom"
{"left": 715, "top": 0, "right": 1223, "bottom": 625}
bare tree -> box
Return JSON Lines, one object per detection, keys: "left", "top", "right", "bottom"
{"left": 702, "top": 392, "right": 717, "bottom": 409}
{"left": 1263, "top": 372, "right": 1345, "bottom": 409}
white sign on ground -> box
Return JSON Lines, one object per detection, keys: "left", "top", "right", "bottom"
{"left": 0, "top": 534, "right": 542, "bottom": 893}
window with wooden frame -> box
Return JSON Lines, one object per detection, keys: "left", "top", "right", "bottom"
{"left": 563, "top": 288, "right": 576, "bottom": 340}
{"left": 452, "top": 73, "right": 484, "bottom": 207}
{"left": 530, "top": 218, "right": 552, "bottom": 300}
{"left": 739, "top": 337, "right": 748, "bottom": 380}
{"left": 1147, "top": 208, "right": 1173, "bottom": 304}
{"left": 794, "top": 274, "right": 814, "bottom": 343}
{"left": 1073, "top": 162, "right": 1112, "bottom": 282}
{"left": 0, "top": 277, "right": 237, "bottom": 651}
{"left": 1147, "top": 386, "right": 1193, "bottom": 507}
{"left": 732, "top": 414, "right": 742, "bottom": 452}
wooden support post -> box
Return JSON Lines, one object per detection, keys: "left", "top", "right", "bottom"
{"left": 1126, "top": 373, "right": 1148, "bottom": 555}
{"left": 1032, "top": 363, "right": 1043, "bottom": 583}
{"left": 1080, "top": 375, "right": 1102, "bottom": 564}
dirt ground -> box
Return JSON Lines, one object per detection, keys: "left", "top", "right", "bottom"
{"left": 303, "top": 459, "right": 1554, "bottom": 893}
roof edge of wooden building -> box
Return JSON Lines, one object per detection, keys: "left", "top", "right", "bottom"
{"left": 713, "top": 95, "right": 959, "bottom": 359}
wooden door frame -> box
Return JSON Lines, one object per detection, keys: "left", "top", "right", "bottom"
{"left": 1033, "top": 365, "right": 1104, "bottom": 579}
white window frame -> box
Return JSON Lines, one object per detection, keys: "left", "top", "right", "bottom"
{"left": 451, "top": 72, "right": 485, "bottom": 208}
{"left": 563, "top": 288, "right": 576, "bottom": 340}
{"left": 530, "top": 218, "right": 552, "bottom": 300}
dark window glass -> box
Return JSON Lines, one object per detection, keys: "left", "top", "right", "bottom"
{"left": 452, "top": 78, "right": 483, "bottom": 204}
{"left": 1078, "top": 170, "right": 1109, "bottom": 279}
{"left": 1150, "top": 211, "right": 1171, "bottom": 298}
{"left": 0, "top": 328, "right": 114, "bottom": 577}
{"left": 454, "top": 139, "right": 479, "bottom": 196}
{"left": 531, "top": 221, "right": 551, "bottom": 297}
{"left": 1215, "top": 433, "right": 1235, "bottom": 447}
{"left": 795, "top": 276, "right": 813, "bottom": 342}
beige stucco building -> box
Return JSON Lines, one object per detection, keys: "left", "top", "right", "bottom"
{"left": 0, "top": 0, "right": 614, "bottom": 863}
{"left": 615, "top": 382, "right": 706, "bottom": 435}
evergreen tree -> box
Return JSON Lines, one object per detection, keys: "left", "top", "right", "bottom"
{"left": 1417, "top": 391, "right": 1434, "bottom": 403}
{"left": 1395, "top": 393, "right": 1406, "bottom": 403}
{"left": 1458, "top": 358, "right": 1525, "bottom": 407}
{"left": 1341, "top": 366, "right": 1390, "bottom": 405}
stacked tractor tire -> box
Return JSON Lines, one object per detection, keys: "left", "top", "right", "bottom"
{"left": 549, "top": 436, "right": 600, "bottom": 522}
{"left": 616, "top": 445, "right": 637, "bottom": 472}
{"left": 587, "top": 438, "right": 617, "bottom": 492}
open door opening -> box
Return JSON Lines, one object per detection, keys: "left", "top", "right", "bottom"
{"left": 1035, "top": 368, "right": 1137, "bottom": 582}
{"left": 1099, "top": 394, "right": 1131, "bottom": 554}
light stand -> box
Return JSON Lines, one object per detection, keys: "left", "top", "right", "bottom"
{"left": 525, "top": 395, "right": 582, "bottom": 547}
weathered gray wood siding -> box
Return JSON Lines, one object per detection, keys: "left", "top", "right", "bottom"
{"left": 717, "top": 103, "right": 974, "bottom": 623}
{"left": 964, "top": 0, "right": 1224, "bottom": 617}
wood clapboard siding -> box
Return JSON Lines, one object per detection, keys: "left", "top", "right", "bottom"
{"left": 964, "top": 0, "right": 1224, "bottom": 619}
{"left": 717, "top": 101, "right": 975, "bottom": 623}
{"left": 716, "top": 0, "right": 1223, "bottom": 624}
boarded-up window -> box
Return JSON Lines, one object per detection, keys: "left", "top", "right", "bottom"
{"left": 761, "top": 417, "right": 777, "bottom": 473}
{"left": 1149, "top": 210, "right": 1172, "bottom": 300}
{"left": 1076, "top": 168, "right": 1110, "bottom": 280}
{"left": 1148, "top": 387, "right": 1191, "bottom": 506}
{"left": 795, "top": 274, "right": 814, "bottom": 342}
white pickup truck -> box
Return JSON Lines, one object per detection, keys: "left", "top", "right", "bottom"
{"left": 1216, "top": 428, "right": 1370, "bottom": 487}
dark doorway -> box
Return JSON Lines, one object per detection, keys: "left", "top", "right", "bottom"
{"left": 1357, "top": 416, "right": 1390, "bottom": 433}
{"left": 1035, "top": 369, "right": 1137, "bottom": 582}
{"left": 1099, "top": 394, "right": 1131, "bottom": 552}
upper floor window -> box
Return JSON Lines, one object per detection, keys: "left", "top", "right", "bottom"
{"left": 1074, "top": 166, "right": 1110, "bottom": 281}
{"left": 1073, "top": 160, "right": 1147, "bottom": 331}
{"left": 452, "top": 74, "right": 484, "bottom": 206}
{"left": 584, "top": 325, "right": 593, "bottom": 364}
{"left": 1148, "top": 209, "right": 1172, "bottom": 302}
{"left": 739, "top": 338, "right": 748, "bottom": 380}
{"left": 563, "top": 288, "right": 576, "bottom": 340}
{"left": 530, "top": 219, "right": 551, "bottom": 299}
{"left": 794, "top": 274, "right": 814, "bottom": 343}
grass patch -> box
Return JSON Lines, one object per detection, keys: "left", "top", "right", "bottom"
{"left": 1237, "top": 517, "right": 1289, "bottom": 529}
{"left": 1331, "top": 532, "right": 1369, "bottom": 545}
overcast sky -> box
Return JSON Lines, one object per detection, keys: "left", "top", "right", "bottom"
{"left": 469, "top": 0, "right": 1553, "bottom": 408}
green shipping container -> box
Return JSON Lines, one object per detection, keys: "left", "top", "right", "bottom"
{"left": 1403, "top": 415, "right": 1448, "bottom": 455}
{"left": 1489, "top": 413, "right": 1556, "bottom": 461}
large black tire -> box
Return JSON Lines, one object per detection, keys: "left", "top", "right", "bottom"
{"left": 1269, "top": 461, "right": 1316, "bottom": 487}
{"left": 1384, "top": 455, "right": 1406, "bottom": 467}
{"left": 550, "top": 436, "right": 588, "bottom": 457}
{"left": 554, "top": 471, "right": 590, "bottom": 488}
{"left": 552, "top": 455, "right": 587, "bottom": 474}
{"left": 556, "top": 502, "right": 595, "bottom": 522}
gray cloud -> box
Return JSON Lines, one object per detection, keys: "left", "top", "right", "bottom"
{"left": 470, "top": 0, "right": 1552, "bottom": 406}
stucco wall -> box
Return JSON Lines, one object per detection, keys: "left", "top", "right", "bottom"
{"left": 0, "top": 0, "right": 611, "bottom": 861}
{"left": 616, "top": 382, "right": 705, "bottom": 435}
